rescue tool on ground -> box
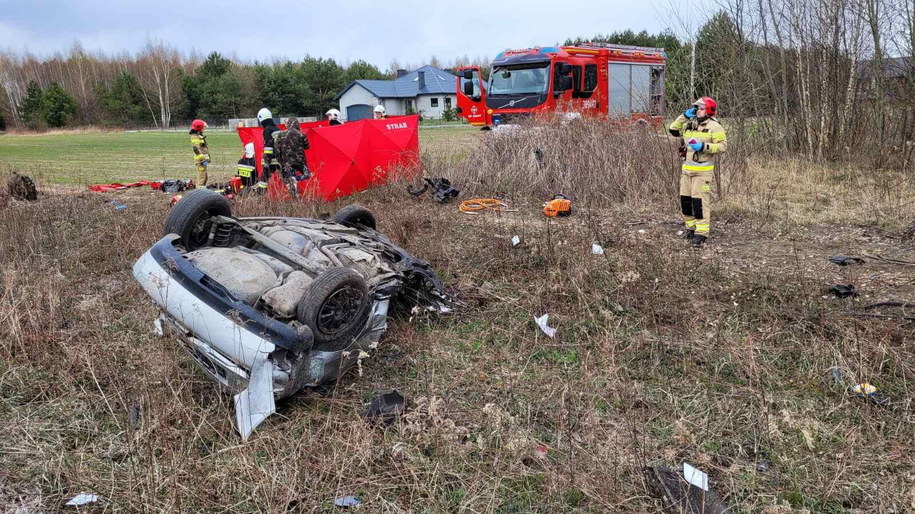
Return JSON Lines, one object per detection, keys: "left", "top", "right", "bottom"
{"left": 455, "top": 43, "right": 666, "bottom": 128}
{"left": 543, "top": 194, "right": 572, "bottom": 217}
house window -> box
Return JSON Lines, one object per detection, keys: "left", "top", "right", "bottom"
{"left": 445, "top": 97, "right": 452, "bottom": 109}
{"left": 431, "top": 97, "right": 439, "bottom": 107}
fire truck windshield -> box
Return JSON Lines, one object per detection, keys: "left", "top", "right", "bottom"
{"left": 488, "top": 64, "right": 550, "bottom": 96}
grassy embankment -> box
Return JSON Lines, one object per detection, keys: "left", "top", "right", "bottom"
{"left": 1, "top": 122, "right": 914, "bottom": 512}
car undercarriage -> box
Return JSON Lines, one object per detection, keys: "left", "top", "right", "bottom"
{"left": 133, "top": 190, "right": 449, "bottom": 438}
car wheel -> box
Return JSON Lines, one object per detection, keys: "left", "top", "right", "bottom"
{"left": 163, "top": 189, "right": 232, "bottom": 250}
{"left": 296, "top": 267, "right": 371, "bottom": 351}
{"left": 332, "top": 204, "right": 377, "bottom": 230}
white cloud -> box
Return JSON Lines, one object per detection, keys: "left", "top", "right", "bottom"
{"left": 2, "top": 0, "right": 670, "bottom": 67}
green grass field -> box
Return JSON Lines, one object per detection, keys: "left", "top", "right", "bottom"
{"left": 0, "top": 125, "right": 479, "bottom": 186}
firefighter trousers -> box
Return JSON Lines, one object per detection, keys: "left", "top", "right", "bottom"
{"left": 679, "top": 170, "right": 713, "bottom": 235}
{"left": 196, "top": 162, "right": 208, "bottom": 186}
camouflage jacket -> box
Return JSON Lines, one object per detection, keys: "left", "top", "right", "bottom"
{"left": 277, "top": 125, "right": 309, "bottom": 168}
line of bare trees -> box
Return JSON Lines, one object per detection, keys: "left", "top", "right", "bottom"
{"left": 690, "top": 0, "right": 914, "bottom": 169}
{"left": 0, "top": 41, "right": 187, "bottom": 129}
{"left": 0, "top": 41, "right": 493, "bottom": 131}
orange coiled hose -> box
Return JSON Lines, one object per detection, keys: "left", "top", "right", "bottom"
{"left": 459, "top": 198, "right": 507, "bottom": 214}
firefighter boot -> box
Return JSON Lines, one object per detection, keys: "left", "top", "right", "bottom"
{"left": 683, "top": 229, "right": 695, "bottom": 240}
{"left": 690, "top": 234, "right": 707, "bottom": 247}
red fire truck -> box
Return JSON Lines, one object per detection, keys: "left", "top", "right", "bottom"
{"left": 455, "top": 43, "right": 666, "bottom": 127}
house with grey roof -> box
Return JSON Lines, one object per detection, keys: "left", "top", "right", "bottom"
{"left": 857, "top": 56, "right": 911, "bottom": 99}
{"left": 334, "top": 65, "right": 457, "bottom": 121}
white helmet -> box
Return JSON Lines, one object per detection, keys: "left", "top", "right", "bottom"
{"left": 373, "top": 105, "right": 385, "bottom": 114}
{"left": 326, "top": 108, "right": 340, "bottom": 119}
{"left": 256, "top": 108, "right": 272, "bottom": 123}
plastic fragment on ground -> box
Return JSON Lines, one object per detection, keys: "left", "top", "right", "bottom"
{"left": 66, "top": 493, "right": 100, "bottom": 506}
{"left": 682, "top": 462, "right": 709, "bottom": 491}
{"left": 534, "top": 314, "right": 556, "bottom": 338}
{"left": 334, "top": 495, "right": 361, "bottom": 507}
{"left": 234, "top": 354, "right": 276, "bottom": 440}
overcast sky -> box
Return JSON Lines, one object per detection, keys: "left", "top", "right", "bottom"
{"left": 0, "top": 0, "right": 684, "bottom": 69}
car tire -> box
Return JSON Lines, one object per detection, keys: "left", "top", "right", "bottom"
{"left": 296, "top": 267, "right": 371, "bottom": 351}
{"left": 163, "top": 189, "right": 232, "bottom": 250}
{"left": 332, "top": 204, "right": 377, "bottom": 230}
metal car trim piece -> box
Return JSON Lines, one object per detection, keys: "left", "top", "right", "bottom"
{"left": 141, "top": 235, "right": 306, "bottom": 353}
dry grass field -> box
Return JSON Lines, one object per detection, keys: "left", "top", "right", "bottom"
{"left": 1, "top": 122, "right": 914, "bottom": 512}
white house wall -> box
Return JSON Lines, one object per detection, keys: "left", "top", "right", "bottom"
{"left": 416, "top": 94, "right": 457, "bottom": 119}
{"left": 337, "top": 84, "right": 458, "bottom": 120}
{"left": 383, "top": 99, "right": 406, "bottom": 116}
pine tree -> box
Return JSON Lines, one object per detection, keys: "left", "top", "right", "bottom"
{"left": 42, "top": 83, "right": 77, "bottom": 128}
{"left": 19, "top": 81, "right": 45, "bottom": 128}
{"left": 344, "top": 60, "right": 385, "bottom": 82}
{"left": 98, "top": 72, "right": 148, "bottom": 125}
{"left": 301, "top": 56, "right": 345, "bottom": 117}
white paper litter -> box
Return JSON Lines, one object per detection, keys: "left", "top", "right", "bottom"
{"left": 637, "top": 229, "right": 647, "bottom": 234}
{"left": 66, "top": 493, "right": 100, "bottom": 506}
{"left": 512, "top": 235, "right": 521, "bottom": 246}
{"left": 234, "top": 354, "right": 276, "bottom": 440}
{"left": 534, "top": 314, "right": 557, "bottom": 338}
{"left": 334, "top": 495, "right": 362, "bottom": 507}
{"left": 153, "top": 317, "right": 164, "bottom": 336}
{"left": 591, "top": 243, "right": 604, "bottom": 255}
{"left": 682, "top": 462, "right": 709, "bottom": 491}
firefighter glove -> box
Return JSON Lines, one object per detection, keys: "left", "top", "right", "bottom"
{"left": 688, "top": 140, "right": 704, "bottom": 152}
{"left": 684, "top": 106, "right": 698, "bottom": 118}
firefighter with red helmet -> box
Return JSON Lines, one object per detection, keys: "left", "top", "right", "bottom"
{"left": 189, "top": 119, "right": 210, "bottom": 186}
{"left": 668, "top": 97, "right": 727, "bottom": 247}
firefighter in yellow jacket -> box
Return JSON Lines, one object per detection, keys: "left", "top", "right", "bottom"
{"left": 668, "top": 97, "right": 727, "bottom": 247}
{"left": 190, "top": 119, "right": 210, "bottom": 186}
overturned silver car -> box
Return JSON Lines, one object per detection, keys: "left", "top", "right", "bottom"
{"left": 133, "top": 190, "right": 449, "bottom": 438}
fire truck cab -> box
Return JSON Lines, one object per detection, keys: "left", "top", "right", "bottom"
{"left": 455, "top": 44, "right": 666, "bottom": 128}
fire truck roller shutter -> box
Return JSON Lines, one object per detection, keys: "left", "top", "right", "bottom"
{"left": 630, "top": 65, "right": 651, "bottom": 112}
{"left": 608, "top": 64, "right": 653, "bottom": 116}
{"left": 347, "top": 104, "right": 373, "bottom": 122}
{"left": 608, "top": 63, "right": 631, "bottom": 117}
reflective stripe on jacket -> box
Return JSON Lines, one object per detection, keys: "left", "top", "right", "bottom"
{"left": 669, "top": 115, "right": 727, "bottom": 172}
{"left": 190, "top": 131, "right": 209, "bottom": 163}
{"left": 237, "top": 163, "right": 255, "bottom": 178}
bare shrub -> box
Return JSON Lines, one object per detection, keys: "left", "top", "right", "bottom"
{"left": 446, "top": 120, "right": 681, "bottom": 209}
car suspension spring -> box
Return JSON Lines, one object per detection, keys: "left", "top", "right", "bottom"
{"left": 213, "top": 225, "right": 233, "bottom": 247}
